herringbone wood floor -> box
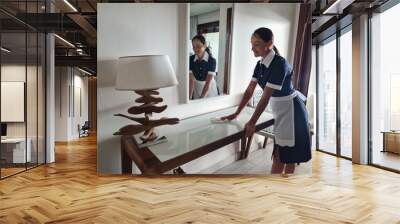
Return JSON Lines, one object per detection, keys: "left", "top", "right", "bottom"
{"left": 1, "top": 135, "right": 400, "bottom": 224}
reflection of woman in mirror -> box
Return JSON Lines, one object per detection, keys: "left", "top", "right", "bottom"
{"left": 189, "top": 35, "right": 219, "bottom": 99}
{"left": 221, "top": 27, "right": 311, "bottom": 175}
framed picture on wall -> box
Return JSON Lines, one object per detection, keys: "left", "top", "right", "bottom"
{"left": 1, "top": 81, "right": 25, "bottom": 122}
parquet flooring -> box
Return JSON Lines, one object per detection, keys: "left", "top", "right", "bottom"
{"left": 1, "top": 135, "right": 400, "bottom": 223}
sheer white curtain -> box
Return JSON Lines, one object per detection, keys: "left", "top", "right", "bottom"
{"left": 189, "top": 16, "right": 198, "bottom": 56}
{"left": 190, "top": 16, "right": 198, "bottom": 42}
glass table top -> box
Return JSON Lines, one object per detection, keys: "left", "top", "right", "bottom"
{"left": 137, "top": 107, "right": 273, "bottom": 162}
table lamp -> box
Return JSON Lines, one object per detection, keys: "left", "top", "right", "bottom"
{"left": 113, "top": 55, "right": 179, "bottom": 147}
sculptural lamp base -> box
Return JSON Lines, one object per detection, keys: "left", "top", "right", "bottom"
{"left": 113, "top": 89, "right": 180, "bottom": 148}
{"left": 140, "top": 125, "right": 158, "bottom": 142}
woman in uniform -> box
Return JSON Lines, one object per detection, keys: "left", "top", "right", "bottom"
{"left": 189, "top": 35, "right": 219, "bottom": 99}
{"left": 221, "top": 27, "right": 311, "bottom": 175}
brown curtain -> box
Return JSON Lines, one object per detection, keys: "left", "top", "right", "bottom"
{"left": 292, "top": 3, "right": 312, "bottom": 97}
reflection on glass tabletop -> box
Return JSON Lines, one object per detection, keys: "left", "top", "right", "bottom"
{"left": 143, "top": 107, "right": 273, "bottom": 162}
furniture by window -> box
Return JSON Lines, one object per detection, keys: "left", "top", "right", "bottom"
{"left": 120, "top": 107, "right": 274, "bottom": 175}
{"left": 382, "top": 131, "right": 400, "bottom": 154}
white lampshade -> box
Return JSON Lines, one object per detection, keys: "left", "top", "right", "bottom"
{"left": 116, "top": 55, "right": 178, "bottom": 91}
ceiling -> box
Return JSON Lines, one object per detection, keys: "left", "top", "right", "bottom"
{"left": 311, "top": 0, "right": 391, "bottom": 44}
{"left": 0, "top": 0, "right": 98, "bottom": 74}
{"left": 190, "top": 3, "right": 220, "bottom": 16}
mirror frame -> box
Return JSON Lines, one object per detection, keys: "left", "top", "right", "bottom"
{"left": 184, "top": 3, "right": 235, "bottom": 104}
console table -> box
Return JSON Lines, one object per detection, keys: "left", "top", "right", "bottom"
{"left": 120, "top": 107, "right": 274, "bottom": 175}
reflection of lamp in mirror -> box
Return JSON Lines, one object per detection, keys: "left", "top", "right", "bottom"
{"left": 113, "top": 55, "right": 179, "bottom": 146}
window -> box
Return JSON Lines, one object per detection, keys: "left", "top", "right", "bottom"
{"left": 340, "top": 28, "right": 352, "bottom": 158}
{"left": 317, "top": 25, "right": 353, "bottom": 159}
{"left": 317, "top": 36, "right": 337, "bottom": 154}
{"left": 370, "top": 2, "right": 400, "bottom": 171}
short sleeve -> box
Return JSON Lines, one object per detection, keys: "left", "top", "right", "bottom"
{"left": 251, "top": 62, "right": 260, "bottom": 82}
{"left": 207, "top": 58, "right": 216, "bottom": 76}
{"left": 266, "top": 58, "right": 288, "bottom": 90}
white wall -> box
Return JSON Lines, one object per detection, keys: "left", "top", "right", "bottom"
{"left": 72, "top": 73, "right": 89, "bottom": 138}
{"left": 97, "top": 3, "right": 300, "bottom": 174}
{"left": 230, "top": 3, "right": 298, "bottom": 94}
{"left": 55, "top": 67, "right": 69, "bottom": 141}
{"left": 55, "top": 67, "right": 89, "bottom": 141}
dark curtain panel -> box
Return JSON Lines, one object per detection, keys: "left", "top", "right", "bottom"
{"left": 292, "top": 3, "right": 312, "bottom": 97}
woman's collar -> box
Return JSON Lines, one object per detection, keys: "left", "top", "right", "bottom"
{"left": 194, "top": 51, "right": 209, "bottom": 62}
{"left": 260, "top": 49, "right": 276, "bottom": 68}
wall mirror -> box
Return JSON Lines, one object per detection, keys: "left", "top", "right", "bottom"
{"left": 188, "top": 3, "right": 233, "bottom": 101}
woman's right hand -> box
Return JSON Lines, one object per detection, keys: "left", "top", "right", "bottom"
{"left": 221, "top": 113, "right": 238, "bottom": 121}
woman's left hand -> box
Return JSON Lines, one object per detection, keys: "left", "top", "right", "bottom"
{"left": 244, "top": 121, "right": 256, "bottom": 138}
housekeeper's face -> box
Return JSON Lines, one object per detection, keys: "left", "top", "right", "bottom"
{"left": 251, "top": 35, "right": 272, "bottom": 58}
{"left": 192, "top": 39, "right": 206, "bottom": 57}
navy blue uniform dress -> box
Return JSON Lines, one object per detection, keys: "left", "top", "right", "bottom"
{"left": 252, "top": 52, "right": 312, "bottom": 164}
{"left": 189, "top": 53, "right": 217, "bottom": 81}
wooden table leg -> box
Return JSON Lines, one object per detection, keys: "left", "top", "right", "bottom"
{"left": 244, "top": 134, "right": 254, "bottom": 158}
{"left": 121, "top": 138, "right": 132, "bottom": 174}
{"left": 239, "top": 135, "right": 254, "bottom": 159}
{"left": 240, "top": 137, "right": 246, "bottom": 159}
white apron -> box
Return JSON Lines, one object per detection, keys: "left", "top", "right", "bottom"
{"left": 269, "top": 90, "right": 307, "bottom": 147}
{"left": 193, "top": 78, "right": 219, "bottom": 99}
